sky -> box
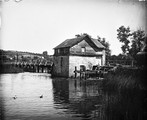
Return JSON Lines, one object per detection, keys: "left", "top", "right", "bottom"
{"left": 0, "top": 0, "right": 146, "bottom": 55}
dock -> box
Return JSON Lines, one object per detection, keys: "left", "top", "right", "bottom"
{"left": 74, "top": 65, "right": 114, "bottom": 80}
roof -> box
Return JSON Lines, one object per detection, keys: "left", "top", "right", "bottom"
{"left": 91, "top": 38, "right": 105, "bottom": 48}
{"left": 54, "top": 35, "right": 105, "bottom": 49}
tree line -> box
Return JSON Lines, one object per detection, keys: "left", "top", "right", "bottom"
{"left": 79, "top": 26, "right": 146, "bottom": 64}
{"left": 117, "top": 26, "right": 147, "bottom": 60}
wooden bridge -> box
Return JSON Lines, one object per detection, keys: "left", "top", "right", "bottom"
{"left": 11, "top": 61, "right": 53, "bottom": 73}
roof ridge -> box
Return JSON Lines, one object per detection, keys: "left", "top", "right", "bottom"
{"left": 54, "top": 35, "right": 87, "bottom": 49}
{"left": 54, "top": 35, "right": 105, "bottom": 49}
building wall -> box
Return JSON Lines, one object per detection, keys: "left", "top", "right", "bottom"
{"left": 52, "top": 56, "right": 69, "bottom": 77}
{"left": 69, "top": 55, "right": 102, "bottom": 77}
{"left": 70, "top": 40, "right": 99, "bottom": 55}
{"left": 53, "top": 39, "right": 106, "bottom": 77}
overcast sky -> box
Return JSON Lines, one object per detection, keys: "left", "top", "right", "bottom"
{"left": 0, "top": 0, "right": 146, "bottom": 55}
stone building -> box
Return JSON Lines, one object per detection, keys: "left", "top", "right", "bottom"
{"left": 52, "top": 34, "right": 106, "bottom": 77}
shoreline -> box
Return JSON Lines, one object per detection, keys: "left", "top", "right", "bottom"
{"left": 0, "top": 64, "right": 24, "bottom": 74}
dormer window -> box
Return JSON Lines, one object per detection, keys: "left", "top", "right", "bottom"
{"left": 81, "top": 47, "right": 86, "bottom": 53}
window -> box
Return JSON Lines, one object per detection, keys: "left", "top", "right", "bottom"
{"left": 64, "top": 48, "right": 68, "bottom": 54}
{"left": 81, "top": 47, "right": 86, "bottom": 53}
{"left": 58, "top": 49, "right": 60, "bottom": 54}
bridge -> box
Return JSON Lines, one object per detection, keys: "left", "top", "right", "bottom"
{"left": 9, "top": 61, "right": 53, "bottom": 73}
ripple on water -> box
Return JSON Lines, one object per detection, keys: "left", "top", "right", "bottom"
{"left": 0, "top": 73, "right": 105, "bottom": 120}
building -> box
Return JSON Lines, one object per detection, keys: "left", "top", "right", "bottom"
{"left": 52, "top": 34, "right": 106, "bottom": 77}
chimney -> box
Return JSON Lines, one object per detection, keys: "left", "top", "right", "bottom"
{"left": 75, "top": 34, "right": 81, "bottom": 38}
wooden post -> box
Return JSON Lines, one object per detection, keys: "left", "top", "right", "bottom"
{"left": 85, "top": 71, "right": 87, "bottom": 80}
{"left": 45, "top": 66, "right": 47, "bottom": 73}
{"left": 74, "top": 66, "right": 77, "bottom": 78}
{"left": 96, "top": 70, "right": 98, "bottom": 78}
{"left": 32, "top": 65, "right": 34, "bottom": 72}
{"left": 42, "top": 66, "right": 44, "bottom": 73}
{"left": 37, "top": 65, "right": 39, "bottom": 73}
{"left": 131, "top": 60, "right": 134, "bottom": 67}
{"left": 74, "top": 80, "right": 77, "bottom": 88}
{"left": 80, "top": 69, "right": 82, "bottom": 80}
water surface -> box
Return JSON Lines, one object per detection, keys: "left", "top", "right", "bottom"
{"left": 0, "top": 73, "right": 104, "bottom": 120}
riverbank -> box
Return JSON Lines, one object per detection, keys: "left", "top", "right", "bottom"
{"left": 103, "top": 67, "right": 147, "bottom": 120}
{"left": 103, "top": 67, "right": 146, "bottom": 91}
{"left": 0, "top": 64, "right": 24, "bottom": 74}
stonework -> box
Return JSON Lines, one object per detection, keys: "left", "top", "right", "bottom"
{"left": 52, "top": 56, "right": 69, "bottom": 77}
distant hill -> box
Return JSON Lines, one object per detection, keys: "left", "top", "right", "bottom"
{"left": 0, "top": 49, "right": 53, "bottom": 63}
{"left": 0, "top": 49, "right": 43, "bottom": 57}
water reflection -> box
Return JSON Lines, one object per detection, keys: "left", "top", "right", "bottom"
{"left": 0, "top": 73, "right": 55, "bottom": 120}
{"left": 1, "top": 73, "right": 144, "bottom": 120}
{"left": 103, "top": 89, "right": 146, "bottom": 120}
{"left": 52, "top": 78, "right": 105, "bottom": 120}
{"left": 52, "top": 78, "right": 69, "bottom": 105}
{"left": 0, "top": 73, "right": 105, "bottom": 120}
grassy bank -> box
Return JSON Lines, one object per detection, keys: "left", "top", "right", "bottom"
{"left": 0, "top": 64, "right": 24, "bottom": 74}
{"left": 103, "top": 67, "right": 147, "bottom": 120}
{"left": 103, "top": 67, "right": 146, "bottom": 91}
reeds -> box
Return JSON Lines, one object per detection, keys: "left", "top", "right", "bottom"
{"left": 103, "top": 67, "right": 146, "bottom": 91}
{"left": 102, "top": 67, "right": 147, "bottom": 120}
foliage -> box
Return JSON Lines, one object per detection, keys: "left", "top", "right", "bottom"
{"left": 117, "top": 26, "right": 146, "bottom": 59}
{"left": 130, "top": 30, "right": 146, "bottom": 59}
{"left": 117, "top": 26, "right": 131, "bottom": 54}
{"left": 109, "top": 53, "right": 134, "bottom": 61}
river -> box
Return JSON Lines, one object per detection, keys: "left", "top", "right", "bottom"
{"left": 0, "top": 72, "right": 145, "bottom": 120}
{"left": 0, "top": 72, "right": 105, "bottom": 120}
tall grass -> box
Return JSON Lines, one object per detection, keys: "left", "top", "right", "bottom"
{"left": 103, "top": 67, "right": 146, "bottom": 91}
{"left": 102, "top": 67, "right": 147, "bottom": 120}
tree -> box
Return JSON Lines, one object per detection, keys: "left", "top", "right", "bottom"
{"left": 43, "top": 51, "right": 48, "bottom": 58}
{"left": 97, "top": 36, "right": 111, "bottom": 60}
{"left": 117, "top": 26, "right": 131, "bottom": 54}
{"left": 130, "top": 30, "right": 146, "bottom": 59}
{"left": 117, "top": 26, "right": 146, "bottom": 59}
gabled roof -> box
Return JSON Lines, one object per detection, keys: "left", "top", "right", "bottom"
{"left": 90, "top": 38, "right": 105, "bottom": 49}
{"left": 54, "top": 35, "right": 105, "bottom": 49}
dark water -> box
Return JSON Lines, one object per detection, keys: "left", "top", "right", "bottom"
{"left": 0, "top": 73, "right": 105, "bottom": 120}
{"left": 0, "top": 73, "right": 145, "bottom": 120}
